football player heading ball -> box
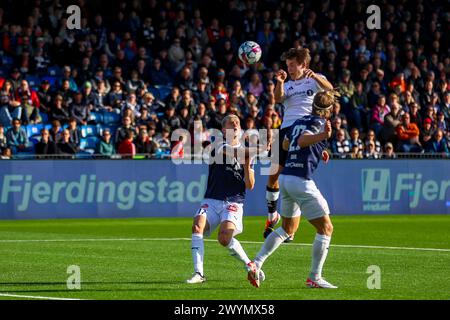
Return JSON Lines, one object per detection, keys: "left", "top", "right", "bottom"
{"left": 264, "top": 47, "right": 334, "bottom": 241}
{"left": 248, "top": 90, "right": 340, "bottom": 289}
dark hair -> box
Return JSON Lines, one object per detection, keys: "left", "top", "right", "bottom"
{"left": 280, "top": 48, "right": 311, "bottom": 67}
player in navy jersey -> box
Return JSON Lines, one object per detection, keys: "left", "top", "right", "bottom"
{"left": 186, "top": 114, "right": 263, "bottom": 284}
{"left": 264, "top": 47, "right": 333, "bottom": 241}
{"left": 248, "top": 90, "right": 339, "bottom": 289}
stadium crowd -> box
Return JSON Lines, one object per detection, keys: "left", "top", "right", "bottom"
{"left": 0, "top": 0, "right": 449, "bottom": 159}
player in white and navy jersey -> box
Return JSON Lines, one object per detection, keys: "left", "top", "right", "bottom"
{"left": 264, "top": 47, "right": 334, "bottom": 241}
{"left": 186, "top": 115, "right": 264, "bottom": 284}
{"left": 249, "top": 91, "right": 339, "bottom": 289}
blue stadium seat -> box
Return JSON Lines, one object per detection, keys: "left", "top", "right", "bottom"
{"left": 102, "top": 112, "right": 121, "bottom": 125}
{"left": 47, "top": 66, "right": 62, "bottom": 77}
{"left": 80, "top": 136, "right": 99, "bottom": 150}
{"left": 25, "top": 75, "right": 40, "bottom": 88}
{"left": 88, "top": 112, "right": 104, "bottom": 124}
{"left": 155, "top": 85, "right": 172, "bottom": 100}
{"left": 147, "top": 86, "right": 161, "bottom": 100}
{"left": 26, "top": 124, "right": 44, "bottom": 138}
{"left": 1, "top": 55, "right": 13, "bottom": 66}
{"left": 81, "top": 125, "right": 99, "bottom": 138}
{"left": 41, "top": 76, "right": 58, "bottom": 87}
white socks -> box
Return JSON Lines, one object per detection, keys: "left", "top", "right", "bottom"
{"left": 254, "top": 227, "right": 290, "bottom": 269}
{"left": 191, "top": 233, "right": 204, "bottom": 276}
{"left": 227, "top": 238, "right": 251, "bottom": 266}
{"left": 266, "top": 189, "right": 280, "bottom": 221}
{"left": 310, "top": 233, "right": 331, "bottom": 281}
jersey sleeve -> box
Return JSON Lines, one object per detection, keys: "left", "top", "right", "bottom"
{"left": 303, "top": 118, "right": 324, "bottom": 135}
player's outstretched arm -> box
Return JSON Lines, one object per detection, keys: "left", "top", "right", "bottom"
{"left": 297, "top": 121, "right": 332, "bottom": 148}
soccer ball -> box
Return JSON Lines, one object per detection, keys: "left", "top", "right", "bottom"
{"left": 238, "top": 41, "right": 262, "bottom": 65}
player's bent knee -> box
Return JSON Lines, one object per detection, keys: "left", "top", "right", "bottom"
{"left": 218, "top": 234, "right": 232, "bottom": 247}
{"left": 319, "top": 222, "right": 333, "bottom": 236}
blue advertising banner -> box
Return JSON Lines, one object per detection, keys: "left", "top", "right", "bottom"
{"left": 0, "top": 160, "right": 449, "bottom": 219}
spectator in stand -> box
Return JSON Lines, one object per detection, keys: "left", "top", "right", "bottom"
{"left": 49, "top": 120, "right": 63, "bottom": 143}
{"left": 247, "top": 73, "right": 264, "bottom": 98}
{"left": 70, "top": 92, "right": 90, "bottom": 125}
{"left": 331, "top": 128, "right": 351, "bottom": 158}
{"left": 160, "top": 106, "right": 181, "bottom": 131}
{"left": 349, "top": 128, "right": 364, "bottom": 154}
{"left": 176, "top": 90, "right": 197, "bottom": 116}
{"left": 382, "top": 142, "right": 397, "bottom": 159}
{"left": 0, "top": 148, "right": 12, "bottom": 159}
{"left": 51, "top": 94, "right": 70, "bottom": 124}
{"left": 371, "top": 95, "right": 390, "bottom": 137}
{"left": 350, "top": 81, "right": 368, "bottom": 132}
{"left": 420, "top": 118, "right": 436, "bottom": 146}
{"left": 0, "top": 124, "right": 7, "bottom": 153}
{"left": 165, "top": 87, "right": 182, "bottom": 109}
{"left": 56, "top": 129, "right": 77, "bottom": 157}
{"left": 35, "top": 129, "right": 57, "bottom": 156}
{"left": 6, "top": 118, "right": 31, "bottom": 154}
{"left": 37, "top": 80, "right": 52, "bottom": 115}
{"left": 381, "top": 99, "right": 403, "bottom": 144}
{"left": 349, "top": 145, "right": 363, "bottom": 159}
{"left": 106, "top": 81, "right": 126, "bottom": 111}
{"left": 440, "top": 92, "right": 450, "bottom": 119}
{"left": 115, "top": 116, "right": 137, "bottom": 148}
{"left": 135, "top": 129, "right": 157, "bottom": 157}
{"left": 19, "top": 92, "right": 41, "bottom": 125}
{"left": 330, "top": 116, "right": 349, "bottom": 141}
{"left": 15, "top": 80, "right": 40, "bottom": 109}
{"left": 436, "top": 111, "right": 448, "bottom": 132}
{"left": 149, "top": 58, "right": 171, "bottom": 86}
{"left": 364, "top": 129, "right": 382, "bottom": 154}
{"left": 67, "top": 118, "right": 82, "bottom": 150}
{"left": 155, "top": 126, "right": 172, "bottom": 154}
{"left": 396, "top": 113, "right": 423, "bottom": 153}
{"left": 408, "top": 102, "right": 423, "bottom": 127}
{"left": 364, "top": 141, "right": 380, "bottom": 159}
{"left": 425, "top": 129, "right": 449, "bottom": 155}
{"left": 118, "top": 130, "right": 136, "bottom": 159}
{"left": 96, "top": 129, "right": 115, "bottom": 157}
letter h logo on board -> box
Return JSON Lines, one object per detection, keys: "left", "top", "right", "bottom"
{"left": 361, "top": 169, "right": 391, "bottom": 202}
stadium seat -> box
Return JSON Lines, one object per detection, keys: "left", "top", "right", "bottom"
{"left": 80, "top": 136, "right": 99, "bottom": 150}
{"left": 47, "top": 66, "right": 62, "bottom": 77}
{"left": 102, "top": 112, "right": 121, "bottom": 125}
{"left": 155, "top": 85, "right": 172, "bottom": 100}
{"left": 81, "top": 125, "right": 99, "bottom": 138}
{"left": 41, "top": 76, "right": 58, "bottom": 87}
{"left": 147, "top": 86, "right": 161, "bottom": 100}
{"left": 88, "top": 112, "right": 104, "bottom": 124}
{"left": 25, "top": 75, "right": 40, "bottom": 88}
{"left": 26, "top": 124, "right": 44, "bottom": 138}
{"left": 44, "top": 124, "right": 53, "bottom": 131}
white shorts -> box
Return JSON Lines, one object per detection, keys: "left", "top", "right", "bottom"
{"left": 279, "top": 174, "right": 330, "bottom": 220}
{"left": 194, "top": 198, "right": 244, "bottom": 237}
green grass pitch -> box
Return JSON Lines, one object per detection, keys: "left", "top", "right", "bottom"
{"left": 0, "top": 215, "right": 449, "bottom": 300}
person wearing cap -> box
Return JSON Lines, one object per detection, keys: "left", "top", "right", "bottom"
{"left": 382, "top": 142, "right": 397, "bottom": 159}
{"left": 82, "top": 81, "right": 96, "bottom": 111}
{"left": 420, "top": 117, "right": 435, "bottom": 146}
{"left": 96, "top": 128, "right": 115, "bottom": 157}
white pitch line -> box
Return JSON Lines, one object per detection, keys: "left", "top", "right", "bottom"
{"left": 0, "top": 237, "right": 449, "bottom": 252}
{"left": 0, "top": 293, "right": 82, "bottom": 300}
